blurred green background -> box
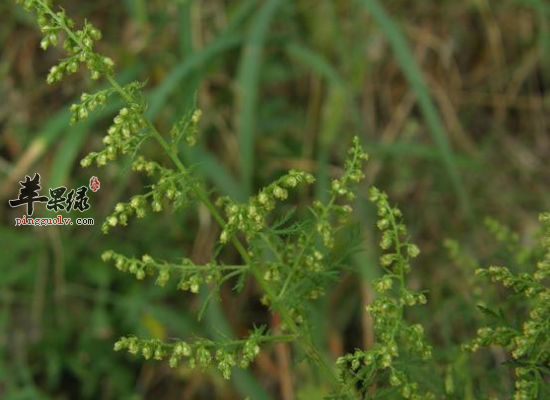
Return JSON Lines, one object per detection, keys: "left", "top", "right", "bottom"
{"left": 1, "top": 0, "right": 550, "bottom": 399}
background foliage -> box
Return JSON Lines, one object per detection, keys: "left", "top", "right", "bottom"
{"left": 1, "top": 0, "right": 550, "bottom": 399}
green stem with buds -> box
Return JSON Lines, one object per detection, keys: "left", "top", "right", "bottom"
{"left": 33, "top": 1, "right": 351, "bottom": 396}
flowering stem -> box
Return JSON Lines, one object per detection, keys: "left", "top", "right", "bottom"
{"left": 384, "top": 200, "right": 405, "bottom": 339}
{"left": 34, "top": 2, "right": 351, "bottom": 395}
{"left": 164, "top": 334, "right": 298, "bottom": 350}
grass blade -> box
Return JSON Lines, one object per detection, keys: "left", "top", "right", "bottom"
{"left": 357, "top": 0, "right": 472, "bottom": 216}
{"left": 236, "top": 0, "right": 283, "bottom": 196}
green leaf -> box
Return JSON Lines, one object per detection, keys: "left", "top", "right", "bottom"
{"left": 236, "top": 0, "right": 284, "bottom": 196}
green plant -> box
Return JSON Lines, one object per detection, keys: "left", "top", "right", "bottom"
{"left": 336, "top": 187, "right": 432, "bottom": 400}
{"left": 15, "top": 0, "right": 372, "bottom": 398}
{"left": 463, "top": 213, "right": 550, "bottom": 400}
{"left": 338, "top": 187, "right": 434, "bottom": 400}
{"left": 13, "top": 1, "right": 550, "bottom": 400}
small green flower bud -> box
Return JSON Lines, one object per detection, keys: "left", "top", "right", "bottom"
{"left": 283, "top": 176, "right": 297, "bottom": 188}
{"left": 96, "top": 153, "right": 108, "bottom": 166}
{"left": 73, "top": 106, "right": 87, "bottom": 120}
{"left": 272, "top": 186, "right": 287, "bottom": 200}
{"left": 169, "top": 356, "right": 179, "bottom": 368}
{"left": 174, "top": 342, "right": 192, "bottom": 357}
{"left": 369, "top": 187, "right": 380, "bottom": 202}
{"left": 82, "top": 37, "right": 93, "bottom": 48}
{"left": 258, "top": 192, "right": 268, "bottom": 204}
{"left": 389, "top": 373, "right": 401, "bottom": 387}
{"left": 81, "top": 156, "right": 92, "bottom": 168}
{"left": 156, "top": 269, "right": 170, "bottom": 286}
{"left": 101, "top": 250, "right": 114, "bottom": 262}
{"left": 89, "top": 27, "right": 102, "bottom": 40}
{"left": 67, "top": 60, "right": 78, "bottom": 73}
{"left": 192, "top": 109, "right": 203, "bottom": 123}
{"left": 407, "top": 244, "right": 420, "bottom": 258}
{"left": 151, "top": 201, "right": 162, "bottom": 212}
{"left": 113, "top": 338, "right": 126, "bottom": 351}
{"left": 142, "top": 346, "right": 152, "bottom": 360}
{"left": 103, "top": 57, "right": 114, "bottom": 68}
{"left": 135, "top": 269, "right": 145, "bottom": 280}
{"left": 377, "top": 218, "right": 389, "bottom": 230}
{"left": 40, "top": 36, "right": 50, "bottom": 50}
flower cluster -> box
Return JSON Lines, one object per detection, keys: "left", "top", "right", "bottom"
{"left": 100, "top": 194, "right": 149, "bottom": 233}
{"left": 464, "top": 213, "right": 550, "bottom": 400}
{"left": 20, "top": 0, "right": 114, "bottom": 83}
{"left": 312, "top": 200, "right": 353, "bottom": 249}
{"left": 69, "top": 89, "right": 112, "bottom": 124}
{"left": 217, "top": 169, "right": 315, "bottom": 244}
{"left": 336, "top": 339, "right": 433, "bottom": 400}
{"left": 81, "top": 104, "right": 149, "bottom": 168}
{"left": 336, "top": 187, "right": 433, "bottom": 400}
{"left": 114, "top": 327, "right": 283, "bottom": 380}
{"left": 170, "top": 108, "right": 202, "bottom": 147}
{"left": 314, "top": 136, "right": 368, "bottom": 248}
{"left": 135, "top": 159, "right": 195, "bottom": 211}
{"left": 19, "top": 0, "right": 152, "bottom": 170}
{"left": 256, "top": 137, "right": 369, "bottom": 325}
{"left": 99, "top": 158, "right": 196, "bottom": 233}
{"left": 101, "top": 250, "right": 248, "bottom": 293}
{"left": 330, "top": 136, "right": 369, "bottom": 200}
{"left": 70, "top": 81, "right": 146, "bottom": 126}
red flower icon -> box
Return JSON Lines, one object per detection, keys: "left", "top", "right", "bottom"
{"left": 90, "top": 176, "right": 100, "bottom": 192}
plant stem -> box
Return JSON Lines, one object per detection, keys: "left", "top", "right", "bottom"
{"left": 160, "top": 333, "right": 299, "bottom": 350}
{"left": 384, "top": 201, "right": 406, "bottom": 340}
{"left": 43, "top": 5, "right": 352, "bottom": 397}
